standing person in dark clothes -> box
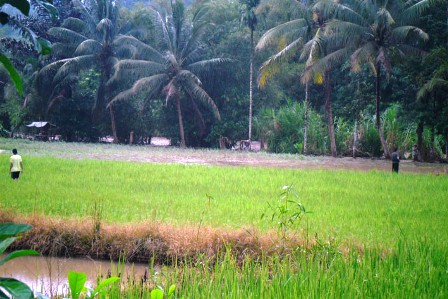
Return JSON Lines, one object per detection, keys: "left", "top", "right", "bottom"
{"left": 391, "top": 147, "right": 400, "bottom": 173}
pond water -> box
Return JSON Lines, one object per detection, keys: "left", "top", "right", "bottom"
{"left": 0, "top": 255, "right": 149, "bottom": 297}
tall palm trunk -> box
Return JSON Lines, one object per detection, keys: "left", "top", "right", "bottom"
{"left": 248, "top": 29, "right": 254, "bottom": 143}
{"left": 375, "top": 63, "right": 390, "bottom": 158}
{"left": 325, "top": 69, "right": 337, "bottom": 157}
{"left": 353, "top": 114, "right": 358, "bottom": 158}
{"left": 303, "top": 81, "right": 309, "bottom": 155}
{"left": 176, "top": 96, "right": 186, "bottom": 148}
{"left": 100, "top": 60, "right": 118, "bottom": 143}
{"left": 109, "top": 105, "right": 118, "bottom": 144}
{"left": 417, "top": 121, "right": 424, "bottom": 160}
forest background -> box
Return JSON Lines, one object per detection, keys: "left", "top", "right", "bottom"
{"left": 0, "top": 0, "right": 447, "bottom": 161}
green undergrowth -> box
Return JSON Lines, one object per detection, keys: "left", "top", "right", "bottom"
{"left": 97, "top": 238, "right": 448, "bottom": 298}
{"left": 1, "top": 154, "right": 447, "bottom": 248}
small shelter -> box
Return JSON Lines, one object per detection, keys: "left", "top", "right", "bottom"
{"left": 26, "top": 121, "right": 56, "bottom": 141}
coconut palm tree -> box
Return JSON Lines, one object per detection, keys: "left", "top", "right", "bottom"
{"left": 106, "top": 0, "right": 230, "bottom": 148}
{"left": 240, "top": 0, "right": 260, "bottom": 144}
{"left": 38, "top": 0, "right": 122, "bottom": 142}
{"left": 256, "top": 1, "right": 325, "bottom": 155}
{"left": 315, "top": 0, "right": 433, "bottom": 158}
{"left": 417, "top": 47, "right": 448, "bottom": 159}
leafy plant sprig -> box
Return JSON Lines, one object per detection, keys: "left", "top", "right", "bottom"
{"left": 66, "top": 271, "right": 120, "bottom": 299}
{"left": 262, "top": 185, "right": 306, "bottom": 247}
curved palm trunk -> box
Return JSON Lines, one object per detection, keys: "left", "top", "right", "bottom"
{"left": 375, "top": 63, "right": 390, "bottom": 158}
{"left": 325, "top": 70, "right": 337, "bottom": 157}
{"left": 303, "top": 81, "right": 309, "bottom": 155}
{"left": 248, "top": 29, "right": 254, "bottom": 144}
{"left": 176, "top": 96, "right": 186, "bottom": 148}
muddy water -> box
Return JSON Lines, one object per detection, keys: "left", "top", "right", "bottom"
{"left": 0, "top": 255, "right": 149, "bottom": 297}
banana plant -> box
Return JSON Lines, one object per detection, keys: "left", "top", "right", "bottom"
{"left": 0, "top": 223, "right": 40, "bottom": 299}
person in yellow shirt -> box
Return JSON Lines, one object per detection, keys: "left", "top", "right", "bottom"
{"left": 10, "top": 148, "right": 23, "bottom": 180}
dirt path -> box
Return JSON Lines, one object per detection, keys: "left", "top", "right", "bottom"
{"left": 1, "top": 139, "right": 447, "bottom": 174}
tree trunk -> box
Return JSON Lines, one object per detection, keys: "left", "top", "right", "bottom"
{"left": 129, "top": 130, "right": 134, "bottom": 145}
{"left": 445, "top": 136, "right": 448, "bottom": 160}
{"left": 375, "top": 63, "right": 390, "bottom": 158}
{"left": 417, "top": 121, "right": 424, "bottom": 161}
{"left": 109, "top": 105, "right": 118, "bottom": 144}
{"left": 303, "top": 81, "right": 309, "bottom": 155}
{"left": 430, "top": 125, "right": 436, "bottom": 161}
{"left": 353, "top": 115, "right": 358, "bottom": 158}
{"left": 325, "top": 70, "right": 337, "bottom": 157}
{"left": 248, "top": 29, "right": 254, "bottom": 144}
{"left": 176, "top": 96, "right": 186, "bottom": 148}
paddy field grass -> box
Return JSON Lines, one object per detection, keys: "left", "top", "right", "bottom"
{"left": 1, "top": 138, "right": 447, "bottom": 298}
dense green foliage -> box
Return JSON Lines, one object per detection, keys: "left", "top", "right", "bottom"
{"left": 108, "top": 243, "right": 447, "bottom": 298}
{"left": 0, "top": 0, "right": 447, "bottom": 159}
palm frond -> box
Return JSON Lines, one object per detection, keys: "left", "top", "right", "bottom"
{"left": 325, "top": 20, "right": 365, "bottom": 42}
{"left": 107, "top": 59, "right": 166, "bottom": 86}
{"left": 51, "top": 43, "right": 78, "bottom": 57}
{"left": 46, "top": 94, "right": 67, "bottom": 116}
{"left": 396, "top": 44, "right": 427, "bottom": 58}
{"left": 313, "top": 0, "right": 366, "bottom": 26}
{"left": 187, "top": 58, "right": 234, "bottom": 77}
{"left": 391, "top": 26, "right": 429, "bottom": 44}
{"left": 258, "top": 61, "right": 280, "bottom": 89}
{"left": 53, "top": 55, "right": 96, "bottom": 83}
{"left": 74, "top": 39, "right": 103, "bottom": 56}
{"left": 303, "top": 48, "right": 351, "bottom": 83}
{"left": 61, "top": 17, "right": 89, "bottom": 34}
{"left": 72, "top": 0, "right": 98, "bottom": 34}
{"left": 180, "top": 20, "right": 209, "bottom": 61}
{"left": 401, "top": 0, "right": 441, "bottom": 25}
{"left": 107, "top": 73, "right": 168, "bottom": 107}
{"left": 47, "top": 27, "right": 87, "bottom": 45}
{"left": 256, "top": 18, "right": 309, "bottom": 51}
{"left": 263, "top": 37, "right": 305, "bottom": 66}
{"left": 258, "top": 37, "right": 304, "bottom": 88}
{"left": 351, "top": 42, "right": 376, "bottom": 73}
{"left": 113, "top": 35, "right": 165, "bottom": 62}
{"left": 152, "top": 9, "right": 175, "bottom": 54}
{"left": 39, "top": 59, "right": 71, "bottom": 79}
{"left": 177, "top": 70, "right": 220, "bottom": 120}
{"left": 115, "top": 44, "right": 138, "bottom": 59}
{"left": 417, "top": 78, "right": 448, "bottom": 100}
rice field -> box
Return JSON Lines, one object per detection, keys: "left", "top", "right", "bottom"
{"left": 1, "top": 138, "right": 448, "bottom": 298}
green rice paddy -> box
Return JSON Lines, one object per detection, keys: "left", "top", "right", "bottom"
{"left": 1, "top": 139, "right": 448, "bottom": 298}
{"left": 1, "top": 154, "right": 447, "bottom": 247}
